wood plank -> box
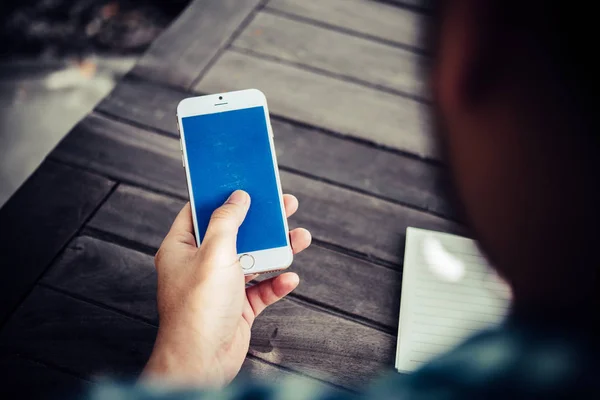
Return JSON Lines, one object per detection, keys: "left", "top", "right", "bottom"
{"left": 282, "top": 170, "right": 460, "bottom": 265}
{"left": 45, "top": 230, "right": 161, "bottom": 323}
{"left": 237, "top": 357, "right": 302, "bottom": 385}
{"left": 0, "top": 286, "right": 293, "bottom": 385}
{"left": 53, "top": 114, "right": 460, "bottom": 266}
{"left": 246, "top": 296, "right": 394, "bottom": 389}
{"left": 42, "top": 236, "right": 395, "bottom": 389}
{"left": 131, "top": 0, "right": 262, "bottom": 88}
{"left": 0, "top": 286, "right": 155, "bottom": 379}
{"left": 89, "top": 185, "right": 181, "bottom": 251}
{"left": 271, "top": 119, "right": 453, "bottom": 219}
{"left": 196, "top": 51, "right": 435, "bottom": 158}
{"left": 0, "top": 354, "right": 90, "bottom": 398}
{"left": 0, "top": 160, "right": 114, "bottom": 324}
{"left": 52, "top": 113, "right": 188, "bottom": 197}
{"left": 386, "top": 0, "right": 432, "bottom": 11}
{"left": 266, "top": 0, "right": 426, "bottom": 48}
{"left": 89, "top": 185, "right": 402, "bottom": 328}
{"left": 234, "top": 12, "right": 426, "bottom": 97}
{"left": 97, "top": 77, "right": 187, "bottom": 135}
{"left": 98, "top": 78, "right": 455, "bottom": 218}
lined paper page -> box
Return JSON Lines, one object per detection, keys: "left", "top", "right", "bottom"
{"left": 395, "top": 228, "right": 511, "bottom": 372}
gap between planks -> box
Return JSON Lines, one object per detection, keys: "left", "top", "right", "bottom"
{"left": 96, "top": 83, "right": 444, "bottom": 170}
{"left": 261, "top": 5, "right": 427, "bottom": 55}
{"left": 188, "top": 0, "right": 270, "bottom": 90}
{"left": 52, "top": 153, "right": 410, "bottom": 272}
{"left": 39, "top": 235, "right": 397, "bottom": 388}
{"left": 0, "top": 165, "right": 119, "bottom": 331}
{"left": 243, "top": 353, "right": 354, "bottom": 394}
{"left": 81, "top": 107, "right": 447, "bottom": 223}
{"left": 129, "top": 0, "right": 433, "bottom": 157}
{"left": 49, "top": 109, "right": 457, "bottom": 269}
{"left": 48, "top": 156, "right": 188, "bottom": 202}
{"left": 38, "top": 269, "right": 362, "bottom": 391}
{"left": 56, "top": 110, "right": 463, "bottom": 264}
{"left": 195, "top": 50, "right": 434, "bottom": 157}
{"left": 228, "top": 46, "right": 429, "bottom": 104}
{"left": 91, "top": 108, "right": 454, "bottom": 230}
{"left": 369, "top": 0, "right": 432, "bottom": 14}
{"left": 81, "top": 226, "right": 399, "bottom": 335}
{"left": 96, "top": 74, "right": 449, "bottom": 201}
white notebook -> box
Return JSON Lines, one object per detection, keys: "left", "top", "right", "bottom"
{"left": 395, "top": 228, "right": 512, "bottom": 372}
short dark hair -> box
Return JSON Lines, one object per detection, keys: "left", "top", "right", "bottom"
{"left": 427, "top": 0, "right": 595, "bottom": 136}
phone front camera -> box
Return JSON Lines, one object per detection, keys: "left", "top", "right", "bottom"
{"left": 219, "top": 96, "right": 223, "bottom": 100}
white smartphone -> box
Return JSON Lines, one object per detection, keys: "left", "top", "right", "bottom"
{"left": 176, "top": 89, "right": 293, "bottom": 275}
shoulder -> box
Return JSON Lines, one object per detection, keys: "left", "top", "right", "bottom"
{"left": 374, "top": 324, "right": 600, "bottom": 399}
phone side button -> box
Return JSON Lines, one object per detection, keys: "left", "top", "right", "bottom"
{"left": 181, "top": 154, "right": 185, "bottom": 168}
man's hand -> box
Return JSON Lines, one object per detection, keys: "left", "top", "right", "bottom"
{"left": 142, "top": 190, "right": 311, "bottom": 387}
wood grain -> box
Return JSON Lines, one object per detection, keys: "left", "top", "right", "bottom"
{"left": 41, "top": 236, "right": 395, "bottom": 389}
{"left": 53, "top": 114, "right": 460, "bottom": 265}
{"left": 0, "top": 0, "right": 445, "bottom": 390}
{"left": 52, "top": 113, "right": 188, "bottom": 198}
{"left": 196, "top": 51, "right": 435, "bottom": 158}
{"left": 271, "top": 118, "right": 453, "bottom": 219}
{"left": 130, "top": 0, "right": 262, "bottom": 88}
{"left": 98, "top": 78, "right": 455, "bottom": 218}
{"left": 43, "top": 232, "right": 160, "bottom": 323}
{"left": 247, "top": 296, "right": 395, "bottom": 389}
{"left": 234, "top": 12, "right": 426, "bottom": 97}
{"left": 0, "top": 285, "right": 295, "bottom": 385}
{"left": 266, "top": 0, "right": 426, "bottom": 48}
{"left": 281, "top": 170, "right": 461, "bottom": 265}
{"left": 0, "top": 286, "right": 155, "bottom": 379}
{"left": 237, "top": 357, "right": 302, "bottom": 386}
{"left": 96, "top": 77, "right": 182, "bottom": 134}
{"left": 89, "top": 185, "right": 181, "bottom": 251}
{"left": 0, "top": 160, "right": 114, "bottom": 324}
{"left": 0, "top": 354, "right": 90, "bottom": 398}
{"left": 90, "top": 185, "right": 403, "bottom": 328}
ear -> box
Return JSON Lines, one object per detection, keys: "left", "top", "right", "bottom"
{"left": 434, "top": 0, "right": 489, "bottom": 113}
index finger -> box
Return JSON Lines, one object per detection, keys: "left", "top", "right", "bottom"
{"left": 163, "top": 202, "right": 196, "bottom": 246}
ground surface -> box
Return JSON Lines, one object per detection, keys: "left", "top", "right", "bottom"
{"left": 0, "top": 0, "right": 189, "bottom": 207}
{"left": 0, "top": 0, "right": 459, "bottom": 397}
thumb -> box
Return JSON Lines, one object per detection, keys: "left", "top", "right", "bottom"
{"left": 201, "top": 190, "right": 250, "bottom": 256}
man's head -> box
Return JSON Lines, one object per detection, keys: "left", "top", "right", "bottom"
{"left": 429, "top": 0, "right": 598, "bottom": 313}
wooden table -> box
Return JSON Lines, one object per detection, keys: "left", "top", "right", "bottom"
{"left": 0, "top": 0, "right": 461, "bottom": 395}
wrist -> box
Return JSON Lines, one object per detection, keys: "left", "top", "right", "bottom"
{"left": 141, "top": 327, "right": 223, "bottom": 387}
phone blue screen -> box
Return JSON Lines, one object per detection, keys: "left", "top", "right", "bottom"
{"left": 181, "top": 106, "right": 287, "bottom": 254}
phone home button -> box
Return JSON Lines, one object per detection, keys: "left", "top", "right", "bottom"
{"left": 239, "top": 254, "right": 255, "bottom": 270}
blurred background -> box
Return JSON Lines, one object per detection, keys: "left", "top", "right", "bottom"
{"left": 0, "top": 0, "right": 190, "bottom": 208}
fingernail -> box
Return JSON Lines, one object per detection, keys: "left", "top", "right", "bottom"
{"left": 226, "top": 190, "right": 249, "bottom": 206}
